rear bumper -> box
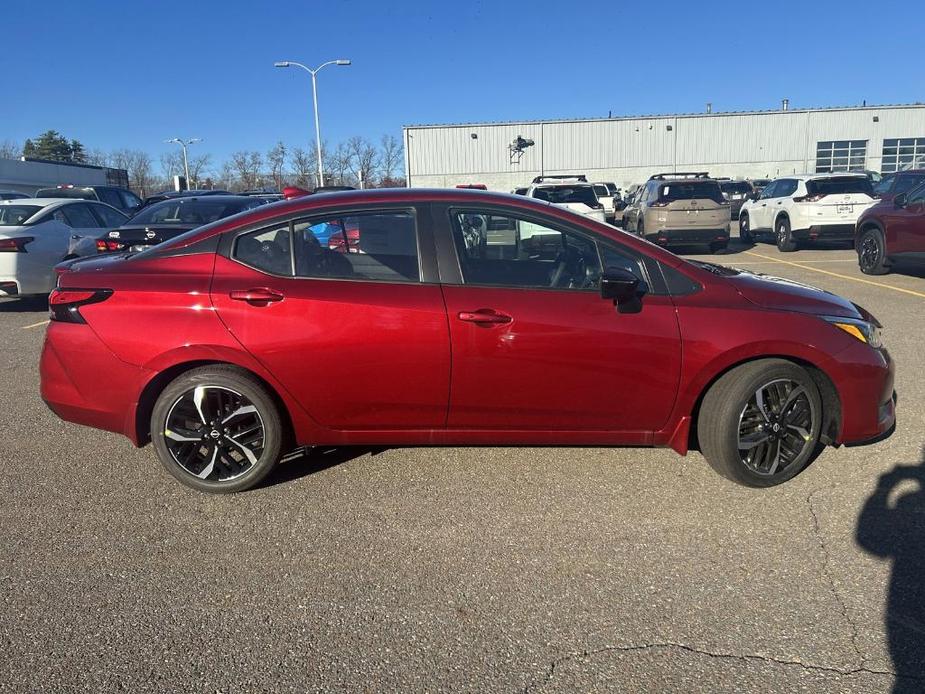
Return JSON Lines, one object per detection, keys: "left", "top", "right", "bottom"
{"left": 835, "top": 344, "right": 896, "bottom": 445}
{"left": 645, "top": 228, "right": 730, "bottom": 245}
{"left": 40, "top": 323, "right": 150, "bottom": 445}
{"left": 794, "top": 224, "right": 856, "bottom": 241}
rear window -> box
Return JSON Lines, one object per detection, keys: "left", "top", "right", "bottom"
{"left": 35, "top": 188, "right": 95, "bottom": 200}
{"left": 593, "top": 184, "right": 609, "bottom": 197}
{"left": 719, "top": 181, "right": 752, "bottom": 194}
{"left": 604, "top": 183, "right": 619, "bottom": 195}
{"left": 806, "top": 177, "right": 873, "bottom": 197}
{"left": 0, "top": 205, "right": 41, "bottom": 225}
{"left": 533, "top": 185, "right": 599, "bottom": 206}
{"left": 658, "top": 181, "right": 724, "bottom": 204}
{"left": 128, "top": 198, "right": 260, "bottom": 225}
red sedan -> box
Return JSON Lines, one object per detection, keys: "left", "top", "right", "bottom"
{"left": 856, "top": 181, "right": 925, "bottom": 275}
{"left": 41, "top": 189, "right": 895, "bottom": 492}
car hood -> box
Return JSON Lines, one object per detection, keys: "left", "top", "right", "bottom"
{"left": 696, "top": 262, "right": 862, "bottom": 319}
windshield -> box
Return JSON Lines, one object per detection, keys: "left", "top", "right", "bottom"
{"left": 658, "top": 181, "right": 724, "bottom": 204}
{"left": 806, "top": 177, "right": 873, "bottom": 197}
{"left": 0, "top": 205, "right": 41, "bottom": 225}
{"left": 533, "top": 185, "right": 599, "bottom": 206}
{"left": 127, "top": 198, "right": 260, "bottom": 226}
{"left": 720, "top": 181, "right": 752, "bottom": 194}
{"left": 34, "top": 188, "right": 94, "bottom": 200}
{"left": 604, "top": 183, "right": 618, "bottom": 195}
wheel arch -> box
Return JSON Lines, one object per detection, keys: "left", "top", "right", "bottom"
{"left": 686, "top": 354, "right": 842, "bottom": 452}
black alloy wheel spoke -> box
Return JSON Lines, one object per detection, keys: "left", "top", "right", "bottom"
{"left": 737, "top": 379, "right": 814, "bottom": 476}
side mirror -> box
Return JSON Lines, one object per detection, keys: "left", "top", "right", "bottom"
{"left": 894, "top": 192, "right": 907, "bottom": 208}
{"left": 600, "top": 267, "right": 648, "bottom": 314}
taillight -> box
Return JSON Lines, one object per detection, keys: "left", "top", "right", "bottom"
{"left": 793, "top": 194, "right": 826, "bottom": 203}
{"left": 0, "top": 237, "right": 33, "bottom": 252}
{"left": 49, "top": 288, "right": 113, "bottom": 324}
{"left": 96, "top": 239, "right": 126, "bottom": 253}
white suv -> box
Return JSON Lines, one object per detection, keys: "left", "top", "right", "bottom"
{"left": 738, "top": 173, "right": 876, "bottom": 251}
{"left": 525, "top": 175, "right": 606, "bottom": 223}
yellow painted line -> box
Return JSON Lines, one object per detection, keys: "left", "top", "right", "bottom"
{"left": 20, "top": 320, "right": 49, "bottom": 330}
{"left": 743, "top": 251, "right": 925, "bottom": 300}
{"left": 731, "top": 259, "right": 857, "bottom": 265}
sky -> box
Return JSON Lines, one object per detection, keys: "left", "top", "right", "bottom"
{"left": 3, "top": 0, "right": 921, "bottom": 170}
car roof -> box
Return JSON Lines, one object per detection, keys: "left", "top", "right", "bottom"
{"left": 143, "top": 194, "right": 258, "bottom": 205}
{"left": 0, "top": 198, "right": 85, "bottom": 208}
{"left": 783, "top": 173, "right": 871, "bottom": 181}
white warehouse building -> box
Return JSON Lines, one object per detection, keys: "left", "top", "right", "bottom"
{"left": 403, "top": 103, "right": 925, "bottom": 192}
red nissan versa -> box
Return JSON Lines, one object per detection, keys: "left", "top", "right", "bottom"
{"left": 40, "top": 189, "right": 896, "bottom": 493}
{"left": 855, "top": 181, "right": 925, "bottom": 275}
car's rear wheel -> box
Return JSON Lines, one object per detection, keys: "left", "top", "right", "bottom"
{"left": 151, "top": 366, "right": 284, "bottom": 493}
{"left": 739, "top": 213, "right": 753, "bottom": 243}
{"left": 775, "top": 217, "right": 797, "bottom": 252}
{"left": 697, "top": 359, "right": 823, "bottom": 487}
{"left": 857, "top": 227, "right": 890, "bottom": 275}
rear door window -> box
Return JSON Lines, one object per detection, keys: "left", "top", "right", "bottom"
{"left": 88, "top": 202, "right": 129, "bottom": 228}
{"left": 893, "top": 174, "right": 925, "bottom": 196}
{"left": 776, "top": 179, "right": 798, "bottom": 197}
{"left": 61, "top": 203, "right": 103, "bottom": 228}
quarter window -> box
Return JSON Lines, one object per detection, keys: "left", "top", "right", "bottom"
{"left": 89, "top": 203, "right": 128, "bottom": 228}
{"left": 450, "top": 210, "right": 604, "bottom": 290}
{"left": 815, "top": 140, "right": 867, "bottom": 173}
{"left": 881, "top": 138, "right": 925, "bottom": 174}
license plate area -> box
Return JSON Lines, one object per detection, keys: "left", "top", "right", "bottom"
{"left": 837, "top": 204, "right": 853, "bottom": 214}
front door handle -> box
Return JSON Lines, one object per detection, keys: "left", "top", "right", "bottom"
{"left": 229, "top": 288, "right": 284, "bottom": 303}
{"left": 458, "top": 309, "right": 512, "bottom": 325}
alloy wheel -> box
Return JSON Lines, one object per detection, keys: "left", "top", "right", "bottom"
{"left": 737, "top": 379, "right": 815, "bottom": 476}
{"left": 859, "top": 234, "right": 881, "bottom": 271}
{"left": 163, "top": 385, "right": 265, "bottom": 482}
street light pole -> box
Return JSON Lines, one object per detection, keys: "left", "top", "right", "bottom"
{"left": 274, "top": 59, "right": 351, "bottom": 187}
{"left": 164, "top": 137, "right": 202, "bottom": 190}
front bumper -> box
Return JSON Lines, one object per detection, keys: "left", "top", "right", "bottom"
{"left": 835, "top": 344, "right": 896, "bottom": 445}
{"left": 794, "top": 224, "right": 856, "bottom": 242}
{"left": 645, "top": 228, "right": 730, "bottom": 245}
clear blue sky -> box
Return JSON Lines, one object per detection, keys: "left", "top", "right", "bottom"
{"left": 3, "top": 0, "right": 920, "bottom": 168}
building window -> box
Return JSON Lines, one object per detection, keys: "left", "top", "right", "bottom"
{"left": 881, "top": 138, "right": 925, "bottom": 173}
{"left": 815, "top": 140, "right": 867, "bottom": 173}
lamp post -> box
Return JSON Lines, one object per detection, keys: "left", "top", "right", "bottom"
{"left": 274, "top": 59, "right": 351, "bottom": 187}
{"left": 164, "top": 137, "right": 201, "bottom": 190}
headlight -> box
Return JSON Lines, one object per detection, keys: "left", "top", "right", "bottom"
{"left": 822, "top": 316, "right": 882, "bottom": 348}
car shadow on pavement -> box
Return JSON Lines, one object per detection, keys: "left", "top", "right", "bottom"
{"left": 887, "top": 261, "right": 925, "bottom": 279}
{"left": 260, "top": 446, "right": 385, "bottom": 488}
{"left": 855, "top": 449, "right": 925, "bottom": 692}
{"left": 0, "top": 296, "right": 48, "bottom": 313}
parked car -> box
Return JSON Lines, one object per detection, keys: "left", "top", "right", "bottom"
{"left": 0, "top": 199, "right": 127, "bottom": 296}
{"left": 93, "top": 195, "right": 266, "bottom": 254}
{"left": 871, "top": 169, "right": 925, "bottom": 203}
{"left": 592, "top": 182, "right": 617, "bottom": 222}
{"left": 739, "top": 173, "right": 876, "bottom": 251}
{"left": 855, "top": 180, "right": 925, "bottom": 275}
{"left": 718, "top": 180, "right": 755, "bottom": 220}
{"left": 33, "top": 185, "right": 143, "bottom": 215}
{"left": 43, "top": 188, "right": 894, "bottom": 493}
{"left": 512, "top": 187, "right": 528, "bottom": 196}
{"left": 525, "top": 175, "right": 606, "bottom": 222}
{"left": 749, "top": 179, "right": 772, "bottom": 197}
{"left": 141, "top": 190, "right": 233, "bottom": 207}
{"left": 0, "top": 190, "right": 29, "bottom": 201}
{"left": 621, "top": 173, "right": 730, "bottom": 252}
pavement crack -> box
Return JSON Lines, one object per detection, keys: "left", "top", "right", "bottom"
{"left": 806, "top": 486, "right": 866, "bottom": 669}
{"left": 523, "top": 641, "right": 921, "bottom": 693}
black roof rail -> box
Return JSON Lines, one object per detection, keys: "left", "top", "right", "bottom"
{"left": 531, "top": 174, "right": 588, "bottom": 183}
{"left": 648, "top": 172, "right": 711, "bottom": 181}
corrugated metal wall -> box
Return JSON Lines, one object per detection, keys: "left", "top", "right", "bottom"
{"left": 404, "top": 105, "right": 925, "bottom": 190}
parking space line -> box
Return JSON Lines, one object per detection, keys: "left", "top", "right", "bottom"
{"left": 20, "top": 320, "right": 49, "bottom": 330}
{"left": 743, "top": 251, "right": 925, "bottom": 299}
{"left": 731, "top": 259, "right": 857, "bottom": 265}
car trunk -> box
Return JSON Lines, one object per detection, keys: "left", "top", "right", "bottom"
{"left": 657, "top": 181, "right": 728, "bottom": 229}
{"left": 799, "top": 178, "right": 875, "bottom": 224}
{"left": 104, "top": 224, "right": 196, "bottom": 251}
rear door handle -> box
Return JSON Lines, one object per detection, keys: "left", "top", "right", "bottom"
{"left": 229, "top": 288, "right": 284, "bottom": 303}
{"left": 458, "top": 309, "right": 512, "bottom": 325}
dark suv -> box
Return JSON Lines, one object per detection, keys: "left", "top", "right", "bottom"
{"left": 34, "top": 185, "right": 143, "bottom": 215}
{"left": 855, "top": 180, "right": 925, "bottom": 275}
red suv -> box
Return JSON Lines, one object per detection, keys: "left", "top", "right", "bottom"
{"left": 41, "top": 189, "right": 896, "bottom": 493}
{"left": 856, "top": 181, "right": 925, "bottom": 275}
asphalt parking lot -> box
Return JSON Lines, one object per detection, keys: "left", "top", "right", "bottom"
{"left": 2, "top": 237, "right": 924, "bottom": 693}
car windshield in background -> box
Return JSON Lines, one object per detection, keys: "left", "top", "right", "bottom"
{"left": 593, "top": 185, "right": 609, "bottom": 197}
{"left": 605, "top": 183, "right": 619, "bottom": 195}
{"left": 806, "top": 177, "right": 873, "bottom": 197}
{"left": 127, "top": 198, "right": 259, "bottom": 226}
{"left": 659, "top": 182, "right": 724, "bottom": 204}
{"left": 0, "top": 205, "right": 41, "bottom": 225}
{"left": 720, "top": 181, "right": 752, "bottom": 194}
{"left": 34, "top": 188, "right": 94, "bottom": 200}
{"left": 534, "top": 185, "right": 598, "bottom": 205}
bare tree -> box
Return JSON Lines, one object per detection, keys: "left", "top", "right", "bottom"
{"left": 117, "top": 150, "right": 154, "bottom": 197}
{"left": 290, "top": 147, "right": 317, "bottom": 188}
{"left": 266, "top": 141, "right": 287, "bottom": 191}
{"left": 160, "top": 150, "right": 184, "bottom": 181}
{"left": 228, "top": 151, "right": 264, "bottom": 190}
{"left": 325, "top": 143, "right": 352, "bottom": 187}
{"left": 379, "top": 134, "right": 404, "bottom": 186}
{"left": 0, "top": 140, "right": 21, "bottom": 160}
{"left": 343, "top": 136, "right": 379, "bottom": 189}
{"left": 85, "top": 149, "right": 110, "bottom": 167}
{"left": 187, "top": 153, "right": 212, "bottom": 189}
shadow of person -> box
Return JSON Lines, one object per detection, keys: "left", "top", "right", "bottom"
{"left": 856, "top": 453, "right": 925, "bottom": 692}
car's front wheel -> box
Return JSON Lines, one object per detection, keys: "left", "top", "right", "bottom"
{"left": 697, "top": 359, "right": 823, "bottom": 487}
{"left": 151, "top": 366, "right": 284, "bottom": 493}
{"left": 739, "top": 213, "right": 753, "bottom": 243}
{"left": 857, "top": 227, "right": 890, "bottom": 275}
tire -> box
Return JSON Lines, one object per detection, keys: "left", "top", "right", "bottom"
{"left": 150, "top": 366, "right": 284, "bottom": 493}
{"left": 857, "top": 227, "right": 890, "bottom": 275}
{"left": 697, "top": 359, "right": 823, "bottom": 487}
{"left": 775, "top": 217, "right": 797, "bottom": 252}
{"left": 739, "top": 213, "right": 753, "bottom": 243}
